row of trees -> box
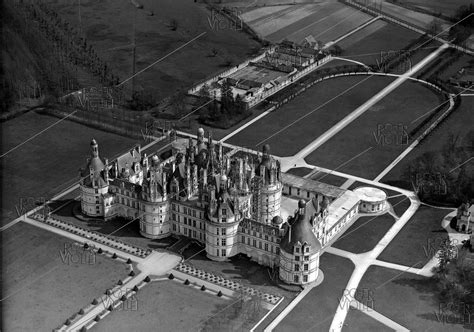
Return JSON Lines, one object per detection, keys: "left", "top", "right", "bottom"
{"left": 25, "top": 2, "right": 119, "bottom": 87}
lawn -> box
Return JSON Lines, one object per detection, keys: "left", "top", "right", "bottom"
{"left": 378, "top": 205, "right": 450, "bottom": 267}
{"left": 285, "top": 167, "right": 312, "bottom": 177}
{"left": 337, "top": 22, "right": 421, "bottom": 66}
{"left": 308, "top": 171, "right": 349, "bottom": 187}
{"left": 344, "top": 307, "right": 393, "bottom": 331}
{"left": 227, "top": 75, "right": 396, "bottom": 156}
{"left": 305, "top": 77, "right": 444, "bottom": 180}
{"left": 380, "top": 97, "right": 474, "bottom": 189}
{"left": 1, "top": 222, "right": 129, "bottom": 332}
{"left": 95, "top": 279, "right": 231, "bottom": 332}
{"left": 242, "top": 2, "right": 373, "bottom": 44}
{"left": 387, "top": 195, "right": 411, "bottom": 218}
{"left": 47, "top": 0, "right": 261, "bottom": 100}
{"left": 275, "top": 253, "right": 355, "bottom": 331}
{"left": 357, "top": 266, "right": 470, "bottom": 331}
{"left": 332, "top": 213, "right": 396, "bottom": 254}
{"left": 0, "top": 111, "right": 144, "bottom": 227}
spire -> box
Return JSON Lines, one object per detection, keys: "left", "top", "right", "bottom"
{"left": 91, "top": 138, "right": 99, "bottom": 158}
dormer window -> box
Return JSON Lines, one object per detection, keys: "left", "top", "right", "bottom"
{"left": 222, "top": 208, "right": 227, "bottom": 215}
{"left": 295, "top": 247, "right": 299, "bottom": 253}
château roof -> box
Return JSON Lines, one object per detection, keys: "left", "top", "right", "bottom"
{"left": 281, "top": 172, "right": 345, "bottom": 199}
{"left": 280, "top": 200, "right": 322, "bottom": 254}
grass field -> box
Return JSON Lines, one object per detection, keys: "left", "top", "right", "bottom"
{"left": 332, "top": 213, "right": 396, "bottom": 254}
{"left": 227, "top": 75, "right": 396, "bottom": 156}
{"left": 308, "top": 171, "right": 349, "bottom": 187}
{"left": 0, "top": 111, "right": 146, "bottom": 227}
{"left": 378, "top": 205, "right": 450, "bottom": 267}
{"left": 95, "top": 279, "right": 229, "bottom": 332}
{"left": 344, "top": 307, "right": 393, "bottom": 331}
{"left": 285, "top": 167, "right": 312, "bottom": 177}
{"left": 305, "top": 77, "right": 444, "bottom": 180}
{"left": 275, "top": 253, "right": 354, "bottom": 331}
{"left": 357, "top": 266, "right": 469, "bottom": 331}
{"left": 399, "top": 0, "right": 470, "bottom": 16}
{"left": 2, "top": 222, "right": 128, "bottom": 332}
{"left": 380, "top": 97, "right": 474, "bottom": 188}
{"left": 242, "top": 2, "right": 372, "bottom": 44}
{"left": 46, "top": 0, "right": 260, "bottom": 100}
{"left": 337, "top": 22, "right": 421, "bottom": 66}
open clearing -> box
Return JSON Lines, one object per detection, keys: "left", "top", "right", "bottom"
{"left": 227, "top": 75, "right": 396, "bottom": 157}
{"left": 332, "top": 214, "right": 396, "bottom": 254}
{"left": 0, "top": 111, "right": 143, "bottom": 227}
{"left": 47, "top": 0, "right": 260, "bottom": 100}
{"left": 242, "top": 2, "right": 372, "bottom": 44}
{"left": 95, "top": 280, "right": 229, "bottom": 332}
{"left": 2, "top": 222, "right": 128, "bottom": 332}
{"left": 275, "top": 253, "right": 354, "bottom": 331}
{"left": 378, "top": 205, "right": 450, "bottom": 267}
{"left": 358, "top": 266, "right": 469, "bottom": 331}
{"left": 305, "top": 77, "right": 444, "bottom": 180}
{"left": 337, "top": 22, "right": 422, "bottom": 66}
{"left": 381, "top": 97, "right": 474, "bottom": 188}
{"left": 399, "top": 0, "right": 471, "bottom": 16}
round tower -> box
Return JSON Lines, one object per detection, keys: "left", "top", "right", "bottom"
{"left": 205, "top": 175, "right": 240, "bottom": 261}
{"left": 253, "top": 144, "right": 282, "bottom": 224}
{"left": 80, "top": 139, "right": 108, "bottom": 217}
{"left": 139, "top": 159, "right": 170, "bottom": 239}
{"left": 279, "top": 199, "right": 321, "bottom": 285}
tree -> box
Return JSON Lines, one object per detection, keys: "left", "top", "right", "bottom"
{"left": 437, "top": 238, "right": 457, "bottom": 273}
{"left": 169, "top": 19, "right": 178, "bottom": 31}
{"left": 428, "top": 19, "right": 442, "bottom": 35}
{"left": 220, "top": 79, "right": 233, "bottom": 112}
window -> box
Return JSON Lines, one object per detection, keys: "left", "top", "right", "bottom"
{"left": 259, "top": 242, "right": 262, "bottom": 249}
{"left": 295, "top": 264, "right": 299, "bottom": 271}
{"left": 253, "top": 239, "right": 256, "bottom": 247}
{"left": 184, "top": 217, "right": 187, "bottom": 225}
{"left": 221, "top": 238, "right": 226, "bottom": 246}
{"left": 303, "top": 275, "right": 308, "bottom": 282}
{"left": 304, "top": 264, "right": 308, "bottom": 271}
{"left": 172, "top": 214, "right": 176, "bottom": 221}
{"left": 247, "top": 238, "right": 250, "bottom": 245}
{"left": 184, "top": 228, "right": 188, "bottom": 236}
{"left": 193, "top": 230, "right": 196, "bottom": 238}
{"left": 221, "top": 249, "right": 226, "bottom": 257}
{"left": 295, "top": 256, "right": 300, "bottom": 261}
{"left": 307, "top": 192, "right": 310, "bottom": 198}
{"left": 294, "top": 275, "right": 299, "bottom": 283}
{"left": 221, "top": 218, "right": 226, "bottom": 223}
{"left": 222, "top": 228, "right": 226, "bottom": 235}
{"left": 265, "top": 235, "right": 268, "bottom": 241}
{"left": 306, "top": 247, "right": 309, "bottom": 253}
{"left": 297, "top": 189, "right": 300, "bottom": 195}
{"left": 217, "top": 238, "right": 219, "bottom": 245}
{"left": 304, "top": 255, "right": 309, "bottom": 261}
{"left": 193, "top": 220, "right": 196, "bottom": 228}
{"left": 222, "top": 208, "right": 227, "bottom": 215}
{"left": 295, "top": 247, "right": 300, "bottom": 253}
{"left": 242, "top": 235, "right": 245, "bottom": 243}
{"left": 193, "top": 210, "right": 196, "bottom": 217}
{"left": 172, "top": 224, "right": 176, "bottom": 231}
